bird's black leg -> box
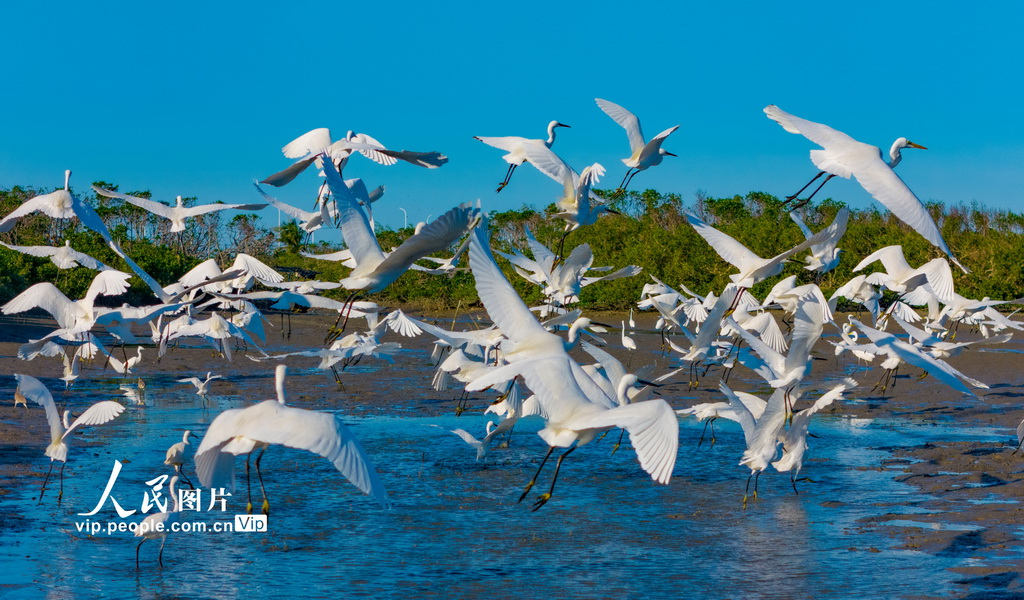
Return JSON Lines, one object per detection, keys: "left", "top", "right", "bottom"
{"left": 519, "top": 446, "right": 555, "bottom": 502}
{"left": 786, "top": 171, "right": 824, "bottom": 201}
{"left": 532, "top": 446, "right": 576, "bottom": 511}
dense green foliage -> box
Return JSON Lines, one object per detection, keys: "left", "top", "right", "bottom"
{"left": 1, "top": 183, "right": 1022, "bottom": 310}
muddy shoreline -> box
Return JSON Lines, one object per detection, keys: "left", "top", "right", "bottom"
{"left": 1, "top": 309, "right": 1022, "bottom": 596}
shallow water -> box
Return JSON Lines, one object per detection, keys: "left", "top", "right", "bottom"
{"left": 1, "top": 362, "right": 1017, "bottom": 600}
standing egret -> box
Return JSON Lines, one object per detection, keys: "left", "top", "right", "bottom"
{"left": 596, "top": 98, "right": 679, "bottom": 191}
{"left": 165, "top": 431, "right": 198, "bottom": 488}
{"left": 135, "top": 475, "right": 180, "bottom": 568}
{"left": 475, "top": 120, "right": 570, "bottom": 192}
{"left": 194, "top": 365, "right": 391, "bottom": 514}
{"left": 764, "top": 105, "right": 966, "bottom": 273}
{"left": 15, "top": 374, "right": 125, "bottom": 504}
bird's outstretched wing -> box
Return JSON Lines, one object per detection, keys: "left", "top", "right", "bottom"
{"left": 596, "top": 98, "right": 645, "bottom": 154}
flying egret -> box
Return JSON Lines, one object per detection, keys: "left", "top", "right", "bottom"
{"left": 177, "top": 372, "right": 223, "bottom": 403}
{"left": 15, "top": 374, "right": 125, "bottom": 504}
{"left": 764, "top": 105, "right": 967, "bottom": 273}
{"left": 135, "top": 475, "right": 180, "bottom": 568}
{"left": 93, "top": 186, "right": 267, "bottom": 233}
{"left": 474, "top": 120, "right": 570, "bottom": 192}
{"left": 165, "top": 431, "right": 198, "bottom": 488}
{"left": 321, "top": 155, "right": 478, "bottom": 340}
{"left": 596, "top": 98, "right": 679, "bottom": 191}
{"left": 0, "top": 170, "right": 76, "bottom": 232}
{"left": 1, "top": 269, "right": 132, "bottom": 340}
{"left": 789, "top": 207, "right": 849, "bottom": 276}
{"left": 517, "top": 142, "right": 618, "bottom": 254}
{"left": 0, "top": 240, "right": 111, "bottom": 271}
{"left": 464, "top": 215, "right": 678, "bottom": 510}
{"left": 194, "top": 365, "right": 391, "bottom": 514}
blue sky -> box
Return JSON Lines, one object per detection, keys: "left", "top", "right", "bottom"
{"left": 2, "top": 2, "right": 1021, "bottom": 243}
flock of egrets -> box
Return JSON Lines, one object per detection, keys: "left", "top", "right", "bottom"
{"left": 3, "top": 99, "right": 1021, "bottom": 567}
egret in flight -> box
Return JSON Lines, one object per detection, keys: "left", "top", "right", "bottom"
{"left": 475, "top": 120, "right": 570, "bottom": 192}
{"left": 16, "top": 374, "right": 125, "bottom": 504}
{"left": 194, "top": 365, "right": 391, "bottom": 514}
{"left": 596, "top": 98, "right": 679, "bottom": 191}
{"left": 764, "top": 105, "right": 967, "bottom": 273}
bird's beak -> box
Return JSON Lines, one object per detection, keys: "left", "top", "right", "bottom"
{"left": 606, "top": 208, "right": 622, "bottom": 215}
{"left": 591, "top": 321, "right": 614, "bottom": 329}
{"left": 189, "top": 432, "right": 199, "bottom": 440}
{"left": 907, "top": 141, "right": 927, "bottom": 150}
{"left": 664, "top": 151, "right": 678, "bottom": 157}
{"left": 637, "top": 379, "right": 662, "bottom": 388}
{"left": 557, "top": 123, "right": 571, "bottom": 128}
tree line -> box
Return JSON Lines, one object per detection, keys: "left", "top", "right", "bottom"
{"left": 1, "top": 182, "right": 1022, "bottom": 310}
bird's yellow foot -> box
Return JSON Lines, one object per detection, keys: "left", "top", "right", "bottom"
{"left": 246, "top": 502, "right": 253, "bottom": 514}
{"left": 454, "top": 405, "right": 465, "bottom": 417}
{"left": 262, "top": 500, "right": 270, "bottom": 515}
{"left": 531, "top": 493, "right": 552, "bottom": 511}
{"left": 611, "top": 442, "right": 621, "bottom": 455}
{"left": 518, "top": 481, "right": 536, "bottom": 502}
{"left": 742, "top": 494, "right": 749, "bottom": 509}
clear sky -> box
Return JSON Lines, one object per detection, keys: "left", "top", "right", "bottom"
{"left": 2, "top": 2, "right": 1021, "bottom": 243}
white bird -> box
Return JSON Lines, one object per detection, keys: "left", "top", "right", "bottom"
{"left": 252, "top": 182, "right": 332, "bottom": 234}
{"left": 165, "top": 431, "right": 199, "bottom": 488}
{"left": 772, "top": 380, "right": 856, "bottom": 491}
{"left": 474, "top": 120, "right": 570, "bottom": 192}
{"left": 103, "top": 345, "right": 145, "bottom": 375}
{"left": 465, "top": 216, "right": 678, "bottom": 510}
{"left": 849, "top": 317, "right": 988, "bottom": 395}
{"left": 194, "top": 365, "right": 391, "bottom": 514}
{"left": 135, "top": 475, "right": 180, "bottom": 568}
{"left": 789, "top": 207, "right": 849, "bottom": 276}
{"left": 321, "top": 156, "right": 478, "bottom": 338}
{"left": 596, "top": 98, "right": 679, "bottom": 191}
{"left": 0, "top": 170, "right": 76, "bottom": 232}
{"left": 0, "top": 240, "right": 110, "bottom": 271}
{"left": 686, "top": 211, "right": 836, "bottom": 290}
{"left": 92, "top": 186, "right": 267, "bottom": 233}
{"left": 177, "top": 372, "right": 223, "bottom": 402}
{"left": 764, "top": 105, "right": 966, "bottom": 273}
{"left": 1, "top": 269, "right": 132, "bottom": 340}
{"left": 15, "top": 374, "right": 125, "bottom": 504}
{"left": 516, "top": 142, "right": 619, "bottom": 255}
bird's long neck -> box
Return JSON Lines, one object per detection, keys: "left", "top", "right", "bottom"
{"left": 888, "top": 140, "right": 905, "bottom": 169}
{"left": 63, "top": 170, "right": 71, "bottom": 191}
{"left": 545, "top": 123, "right": 559, "bottom": 147}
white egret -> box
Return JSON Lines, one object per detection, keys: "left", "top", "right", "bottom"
{"left": 177, "top": 372, "right": 223, "bottom": 403}
{"left": 789, "top": 207, "right": 849, "bottom": 276}
{"left": 465, "top": 216, "right": 678, "bottom": 510}
{"left": 0, "top": 170, "right": 75, "bottom": 232}
{"left": 194, "top": 365, "right": 391, "bottom": 513}
{"left": 135, "top": 475, "right": 180, "bottom": 568}
{"left": 474, "top": 120, "right": 570, "bottom": 192}
{"left": 15, "top": 374, "right": 125, "bottom": 504}
{"left": 849, "top": 317, "right": 988, "bottom": 395}
{"left": 92, "top": 187, "right": 267, "bottom": 233}
{"left": 764, "top": 105, "right": 967, "bottom": 273}
{"left": 596, "top": 98, "right": 679, "bottom": 190}
{"left": 1, "top": 269, "right": 132, "bottom": 339}
{"left": 320, "top": 156, "right": 478, "bottom": 339}
{"left": 0, "top": 240, "right": 110, "bottom": 271}
{"left": 165, "top": 431, "right": 198, "bottom": 488}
